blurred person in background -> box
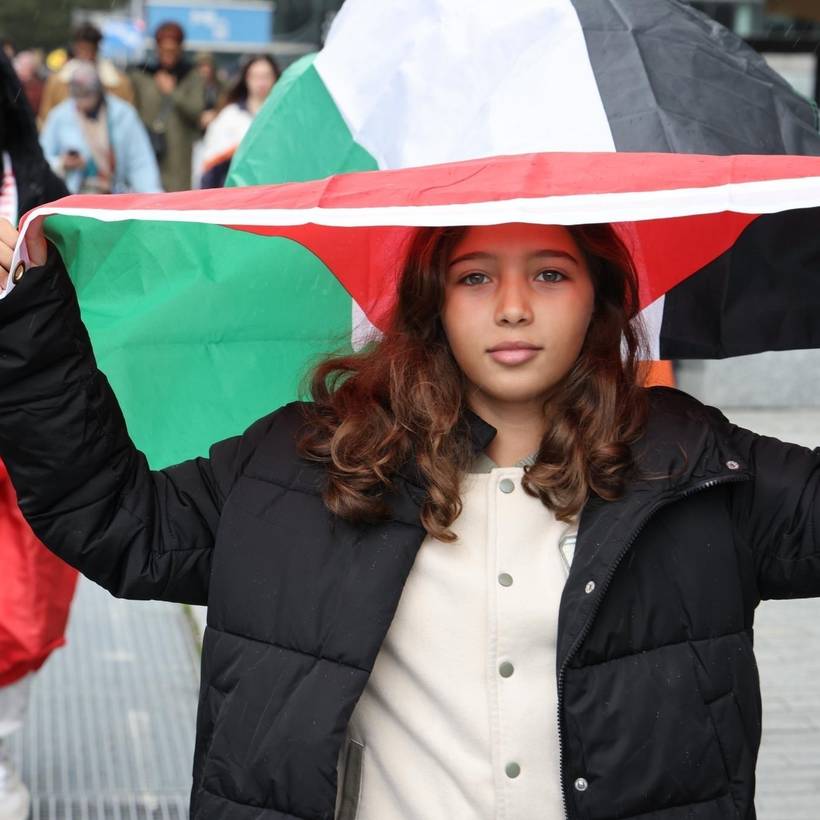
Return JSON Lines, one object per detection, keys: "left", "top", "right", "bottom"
{"left": 200, "top": 54, "right": 279, "bottom": 188}
{"left": 195, "top": 51, "right": 226, "bottom": 131}
{"left": 190, "top": 51, "right": 227, "bottom": 187}
{"left": 1, "top": 41, "right": 15, "bottom": 62}
{"left": 0, "top": 50, "right": 76, "bottom": 820}
{"left": 38, "top": 23, "right": 134, "bottom": 126}
{"left": 130, "top": 21, "right": 205, "bottom": 192}
{"left": 40, "top": 61, "right": 162, "bottom": 195}
{"left": 11, "top": 51, "right": 43, "bottom": 114}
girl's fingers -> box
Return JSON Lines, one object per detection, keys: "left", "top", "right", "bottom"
{"left": 0, "top": 219, "right": 17, "bottom": 293}
{"left": 26, "top": 223, "right": 47, "bottom": 267}
{"left": 0, "top": 219, "right": 15, "bottom": 289}
{"left": 0, "top": 218, "right": 47, "bottom": 274}
{"left": 0, "top": 218, "right": 18, "bottom": 262}
{"left": 0, "top": 241, "right": 11, "bottom": 278}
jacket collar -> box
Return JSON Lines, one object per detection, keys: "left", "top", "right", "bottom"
{"left": 393, "top": 388, "right": 750, "bottom": 532}
{"left": 440, "top": 391, "right": 743, "bottom": 493}
{"left": 465, "top": 408, "right": 496, "bottom": 454}
{"left": 394, "top": 407, "right": 495, "bottom": 493}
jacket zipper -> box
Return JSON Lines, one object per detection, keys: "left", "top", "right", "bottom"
{"left": 556, "top": 472, "right": 750, "bottom": 819}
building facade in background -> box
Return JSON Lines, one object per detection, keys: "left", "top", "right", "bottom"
{"left": 78, "top": 0, "right": 345, "bottom": 69}
{"left": 692, "top": 0, "right": 820, "bottom": 102}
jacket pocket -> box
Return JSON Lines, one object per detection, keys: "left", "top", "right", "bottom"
{"left": 704, "top": 689, "right": 748, "bottom": 818}
{"left": 336, "top": 737, "right": 364, "bottom": 820}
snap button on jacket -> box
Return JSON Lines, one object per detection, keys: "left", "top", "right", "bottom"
{"left": 1, "top": 255, "right": 820, "bottom": 819}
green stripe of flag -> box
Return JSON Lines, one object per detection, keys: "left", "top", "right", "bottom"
{"left": 47, "top": 216, "right": 353, "bottom": 468}
{"left": 227, "top": 54, "right": 379, "bottom": 187}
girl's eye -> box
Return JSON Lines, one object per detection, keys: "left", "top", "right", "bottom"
{"left": 460, "top": 272, "right": 490, "bottom": 286}
{"left": 536, "top": 269, "right": 566, "bottom": 283}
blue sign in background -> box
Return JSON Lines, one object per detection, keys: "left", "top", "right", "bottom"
{"left": 146, "top": 2, "right": 274, "bottom": 47}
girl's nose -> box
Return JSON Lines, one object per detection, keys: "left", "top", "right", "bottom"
{"left": 495, "top": 276, "right": 533, "bottom": 326}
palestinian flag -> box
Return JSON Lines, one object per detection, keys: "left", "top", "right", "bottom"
{"left": 11, "top": 0, "right": 820, "bottom": 468}
{"left": 229, "top": 0, "right": 820, "bottom": 189}
{"left": 13, "top": 151, "right": 820, "bottom": 468}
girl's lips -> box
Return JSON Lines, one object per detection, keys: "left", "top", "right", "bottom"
{"left": 487, "top": 347, "right": 541, "bottom": 365}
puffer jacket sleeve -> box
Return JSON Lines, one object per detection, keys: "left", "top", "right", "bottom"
{"left": 0, "top": 247, "right": 277, "bottom": 605}
{"left": 723, "top": 416, "right": 820, "bottom": 600}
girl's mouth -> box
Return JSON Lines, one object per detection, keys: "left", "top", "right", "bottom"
{"left": 486, "top": 343, "right": 542, "bottom": 365}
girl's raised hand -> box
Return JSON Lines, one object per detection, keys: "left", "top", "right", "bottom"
{"left": 0, "top": 218, "right": 47, "bottom": 289}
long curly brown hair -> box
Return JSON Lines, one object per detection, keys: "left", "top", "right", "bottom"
{"left": 298, "top": 223, "right": 648, "bottom": 540}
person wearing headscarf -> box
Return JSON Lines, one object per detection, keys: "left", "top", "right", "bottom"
{"left": 40, "top": 61, "right": 162, "bottom": 195}
{"left": 38, "top": 22, "right": 134, "bottom": 126}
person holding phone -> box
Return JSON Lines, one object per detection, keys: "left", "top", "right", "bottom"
{"left": 39, "top": 61, "right": 161, "bottom": 195}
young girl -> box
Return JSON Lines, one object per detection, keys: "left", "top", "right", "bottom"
{"left": 0, "top": 217, "right": 817, "bottom": 820}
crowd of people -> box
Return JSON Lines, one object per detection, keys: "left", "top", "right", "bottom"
{"left": 5, "top": 21, "right": 281, "bottom": 195}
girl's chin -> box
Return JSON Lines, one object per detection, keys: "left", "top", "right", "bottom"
{"left": 469, "top": 382, "right": 558, "bottom": 409}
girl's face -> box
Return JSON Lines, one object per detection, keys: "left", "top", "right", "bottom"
{"left": 442, "top": 223, "right": 595, "bottom": 410}
{"left": 246, "top": 60, "right": 276, "bottom": 101}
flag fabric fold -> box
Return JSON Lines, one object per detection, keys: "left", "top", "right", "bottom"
{"left": 10, "top": 150, "right": 820, "bottom": 466}
{"left": 228, "top": 0, "right": 820, "bottom": 192}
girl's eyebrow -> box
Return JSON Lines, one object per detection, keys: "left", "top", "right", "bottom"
{"left": 448, "top": 251, "right": 494, "bottom": 267}
{"left": 448, "top": 248, "right": 579, "bottom": 267}
{"left": 532, "top": 249, "right": 579, "bottom": 264}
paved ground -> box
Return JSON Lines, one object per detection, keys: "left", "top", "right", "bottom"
{"left": 6, "top": 408, "right": 820, "bottom": 819}
{"left": 6, "top": 579, "right": 199, "bottom": 819}
{"left": 755, "top": 596, "right": 820, "bottom": 819}
{"left": 677, "top": 351, "right": 820, "bottom": 408}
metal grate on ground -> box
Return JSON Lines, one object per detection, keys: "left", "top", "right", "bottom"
{"left": 28, "top": 797, "right": 188, "bottom": 820}
{"left": 7, "top": 575, "right": 200, "bottom": 820}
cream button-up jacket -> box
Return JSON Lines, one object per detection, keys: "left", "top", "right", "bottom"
{"left": 345, "top": 460, "right": 575, "bottom": 819}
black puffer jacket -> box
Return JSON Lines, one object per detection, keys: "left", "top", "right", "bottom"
{"left": 1, "top": 253, "right": 819, "bottom": 820}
